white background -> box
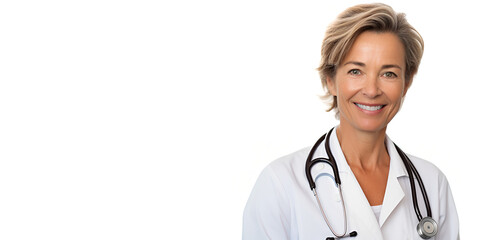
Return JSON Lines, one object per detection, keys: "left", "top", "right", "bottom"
{"left": 0, "top": 0, "right": 479, "bottom": 239}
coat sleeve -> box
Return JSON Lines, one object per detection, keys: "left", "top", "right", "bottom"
{"left": 436, "top": 173, "right": 459, "bottom": 240}
{"left": 242, "top": 166, "right": 292, "bottom": 240}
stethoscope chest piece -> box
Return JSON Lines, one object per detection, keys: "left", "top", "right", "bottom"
{"left": 417, "top": 217, "right": 438, "bottom": 239}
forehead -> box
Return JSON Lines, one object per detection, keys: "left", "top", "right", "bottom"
{"left": 341, "top": 31, "right": 405, "bottom": 69}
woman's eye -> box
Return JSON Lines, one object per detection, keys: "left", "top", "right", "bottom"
{"left": 383, "top": 72, "right": 398, "bottom": 78}
{"left": 348, "top": 69, "right": 361, "bottom": 75}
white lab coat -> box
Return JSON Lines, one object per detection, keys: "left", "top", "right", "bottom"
{"left": 243, "top": 129, "right": 459, "bottom": 239}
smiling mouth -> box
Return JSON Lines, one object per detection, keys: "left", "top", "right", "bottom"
{"left": 355, "top": 103, "right": 386, "bottom": 111}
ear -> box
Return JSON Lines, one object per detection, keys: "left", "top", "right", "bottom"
{"left": 326, "top": 76, "right": 337, "bottom": 96}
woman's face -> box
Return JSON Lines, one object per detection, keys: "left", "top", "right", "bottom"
{"left": 327, "top": 31, "right": 408, "bottom": 133}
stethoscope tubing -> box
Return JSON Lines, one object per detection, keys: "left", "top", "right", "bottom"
{"left": 305, "top": 128, "right": 348, "bottom": 238}
{"left": 305, "top": 127, "right": 436, "bottom": 239}
{"left": 305, "top": 128, "right": 340, "bottom": 190}
{"left": 313, "top": 186, "right": 348, "bottom": 238}
{"left": 395, "top": 144, "right": 432, "bottom": 220}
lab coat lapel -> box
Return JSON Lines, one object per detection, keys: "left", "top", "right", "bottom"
{"left": 329, "top": 130, "right": 384, "bottom": 239}
{"left": 378, "top": 137, "right": 408, "bottom": 227}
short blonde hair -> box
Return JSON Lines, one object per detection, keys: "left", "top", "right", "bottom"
{"left": 317, "top": 3, "right": 424, "bottom": 115}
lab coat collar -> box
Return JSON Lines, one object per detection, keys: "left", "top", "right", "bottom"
{"left": 379, "top": 136, "right": 408, "bottom": 227}
{"left": 385, "top": 136, "right": 409, "bottom": 178}
{"left": 311, "top": 127, "right": 409, "bottom": 231}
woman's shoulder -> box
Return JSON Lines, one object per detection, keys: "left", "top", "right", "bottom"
{"left": 405, "top": 153, "right": 450, "bottom": 185}
{"left": 265, "top": 147, "right": 311, "bottom": 176}
{"left": 253, "top": 146, "right": 313, "bottom": 192}
{"left": 387, "top": 136, "right": 449, "bottom": 183}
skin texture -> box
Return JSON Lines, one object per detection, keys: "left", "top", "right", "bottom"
{"left": 326, "top": 31, "right": 409, "bottom": 206}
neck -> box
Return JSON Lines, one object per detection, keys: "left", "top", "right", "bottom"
{"left": 336, "top": 122, "right": 389, "bottom": 171}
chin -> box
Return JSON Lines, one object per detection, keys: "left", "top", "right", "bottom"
{"left": 355, "top": 120, "right": 389, "bottom": 133}
{"left": 341, "top": 117, "right": 389, "bottom": 133}
{"left": 339, "top": 111, "right": 393, "bottom": 133}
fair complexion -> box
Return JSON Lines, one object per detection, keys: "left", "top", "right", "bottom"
{"left": 326, "top": 31, "right": 410, "bottom": 206}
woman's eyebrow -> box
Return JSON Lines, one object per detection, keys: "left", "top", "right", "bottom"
{"left": 382, "top": 64, "right": 402, "bottom": 70}
{"left": 343, "top": 61, "right": 402, "bottom": 70}
{"left": 343, "top": 61, "right": 365, "bottom": 67}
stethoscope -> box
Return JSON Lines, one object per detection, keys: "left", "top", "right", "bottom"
{"left": 305, "top": 128, "right": 438, "bottom": 239}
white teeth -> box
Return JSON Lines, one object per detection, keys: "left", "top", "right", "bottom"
{"left": 355, "top": 103, "right": 384, "bottom": 111}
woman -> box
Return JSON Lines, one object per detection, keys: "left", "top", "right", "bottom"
{"left": 243, "top": 3, "right": 459, "bottom": 240}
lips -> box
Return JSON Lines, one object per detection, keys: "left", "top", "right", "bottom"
{"left": 354, "top": 103, "right": 386, "bottom": 111}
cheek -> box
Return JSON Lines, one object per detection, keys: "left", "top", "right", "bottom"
{"left": 386, "top": 84, "right": 406, "bottom": 105}
{"left": 336, "top": 80, "right": 360, "bottom": 100}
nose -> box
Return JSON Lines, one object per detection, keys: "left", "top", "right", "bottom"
{"left": 362, "top": 74, "right": 382, "bottom": 98}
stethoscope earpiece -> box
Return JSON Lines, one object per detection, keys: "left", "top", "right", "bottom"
{"left": 417, "top": 217, "right": 438, "bottom": 239}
